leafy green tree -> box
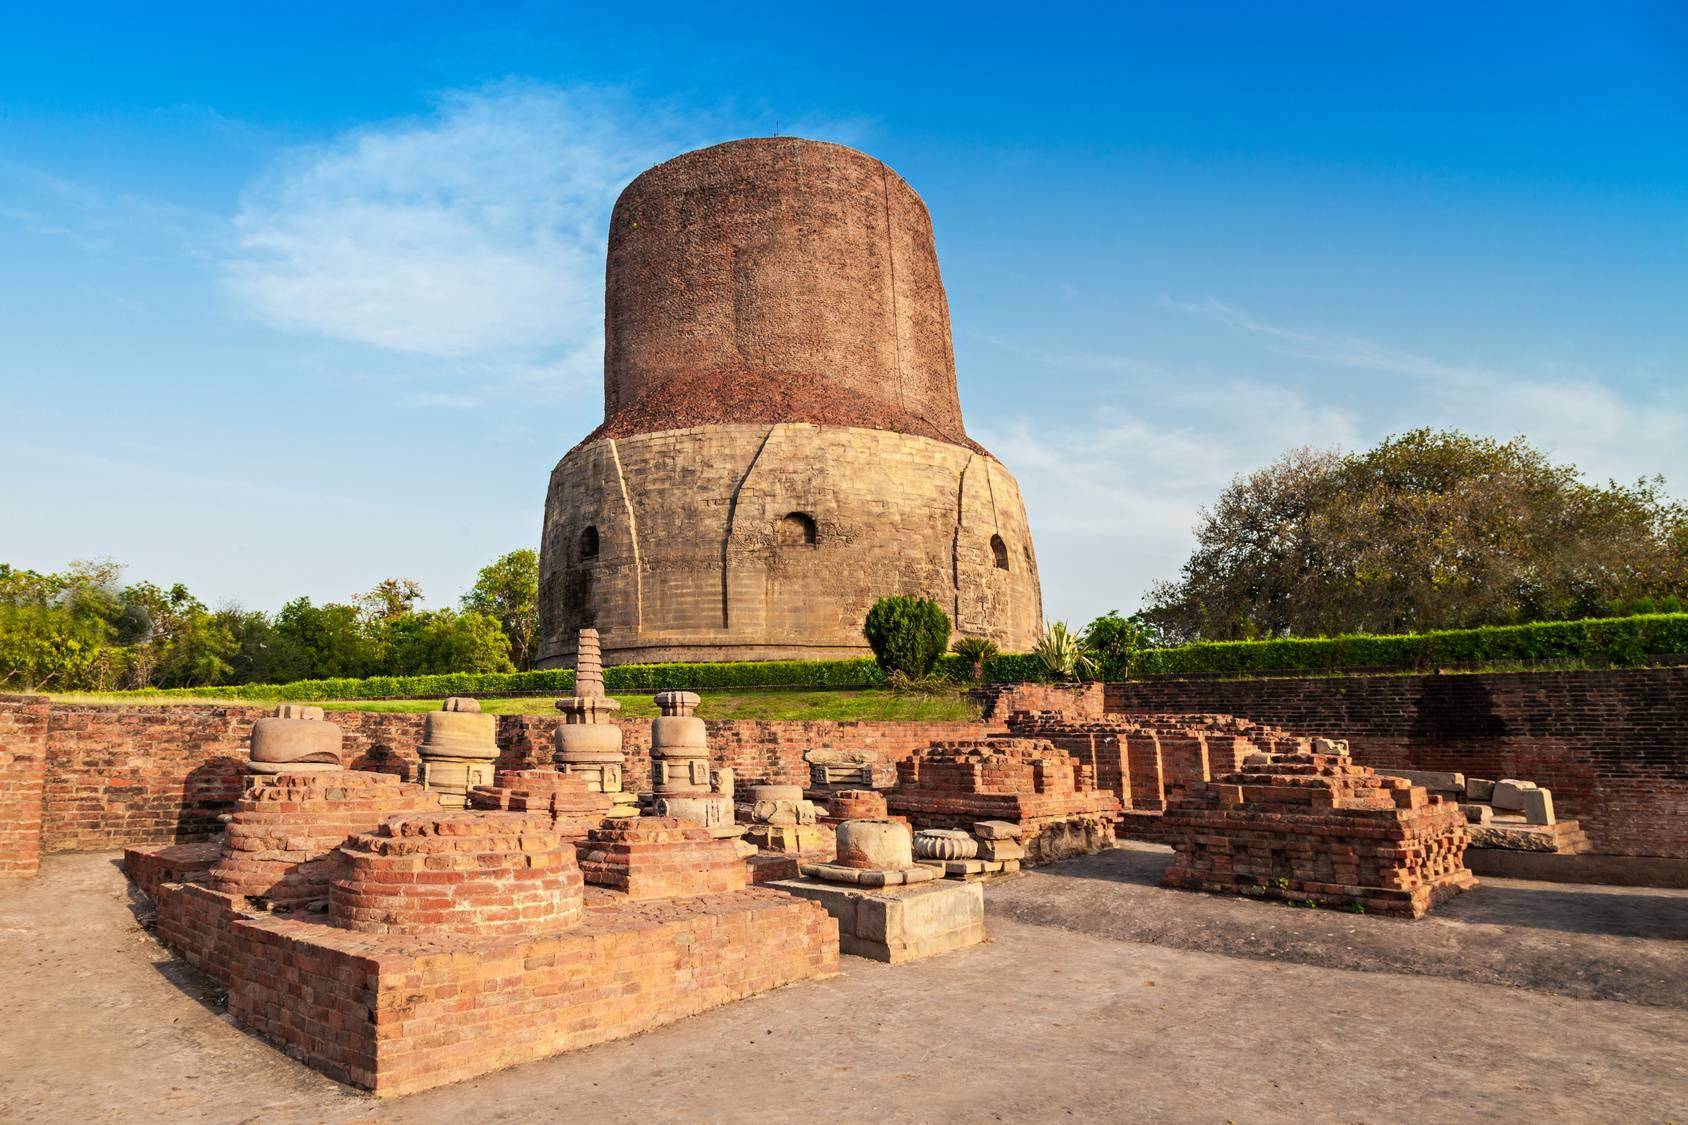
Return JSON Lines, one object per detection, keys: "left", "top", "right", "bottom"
{"left": 381, "top": 609, "right": 513, "bottom": 675}
{"left": 863, "top": 596, "right": 952, "bottom": 677}
{"left": 461, "top": 549, "right": 540, "bottom": 670}
{"left": 270, "top": 598, "right": 381, "bottom": 681}
{"left": 0, "top": 561, "right": 121, "bottom": 690}
{"left": 1078, "top": 610, "right": 1153, "bottom": 679}
{"left": 1143, "top": 429, "right": 1688, "bottom": 640}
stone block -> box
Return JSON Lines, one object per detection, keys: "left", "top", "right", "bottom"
{"left": 974, "top": 819, "right": 1022, "bottom": 840}
{"left": 1465, "top": 777, "right": 1496, "bottom": 801}
{"left": 1462, "top": 803, "right": 1494, "bottom": 825}
{"left": 1384, "top": 769, "right": 1465, "bottom": 792}
{"left": 975, "top": 838, "right": 1026, "bottom": 862}
{"left": 1492, "top": 779, "right": 1539, "bottom": 811}
{"left": 1520, "top": 787, "right": 1555, "bottom": 826}
{"left": 770, "top": 877, "right": 985, "bottom": 963}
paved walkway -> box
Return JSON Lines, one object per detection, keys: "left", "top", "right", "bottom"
{"left": 1, "top": 852, "right": 1684, "bottom": 1124}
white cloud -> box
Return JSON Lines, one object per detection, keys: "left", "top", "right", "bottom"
{"left": 226, "top": 83, "right": 703, "bottom": 361}
{"left": 1171, "top": 296, "right": 1688, "bottom": 491}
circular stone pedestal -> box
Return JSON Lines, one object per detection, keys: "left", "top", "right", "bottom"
{"left": 330, "top": 811, "right": 583, "bottom": 935}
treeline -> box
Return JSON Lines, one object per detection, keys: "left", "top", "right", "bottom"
{"left": 1140, "top": 429, "right": 1688, "bottom": 642}
{"left": 0, "top": 550, "right": 540, "bottom": 693}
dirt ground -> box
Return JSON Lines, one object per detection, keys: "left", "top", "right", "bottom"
{"left": 1, "top": 852, "right": 1684, "bottom": 1125}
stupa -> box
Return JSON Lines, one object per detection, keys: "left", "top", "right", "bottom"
{"left": 552, "top": 628, "right": 638, "bottom": 818}
{"left": 537, "top": 137, "right": 1044, "bottom": 668}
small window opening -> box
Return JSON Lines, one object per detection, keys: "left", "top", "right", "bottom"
{"left": 990, "top": 534, "right": 1010, "bottom": 571}
{"left": 779, "top": 512, "right": 818, "bottom": 546}
{"left": 579, "top": 525, "right": 600, "bottom": 561}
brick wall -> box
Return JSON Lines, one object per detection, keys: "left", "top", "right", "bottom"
{"left": 1106, "top": 668, "right": 1688, "bottom": 858}
{"left": 0, "top": 695, "right": 49, "bottom": 879}
{"left": 4, "top": 699, "right": 1000, "bottom": 874}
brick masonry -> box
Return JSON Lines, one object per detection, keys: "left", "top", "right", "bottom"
{"left": 0, "top": 695, "right": 49, "bottom": 879}
{"left": 1106, "top": 668, "right": 1688, "bottom": 858}
{"left": 1, "top": 696, "right": 998, "bottom": 876}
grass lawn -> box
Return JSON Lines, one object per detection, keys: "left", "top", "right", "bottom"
{"left": 49, "top": 688, "right": 982, "bottom": 723}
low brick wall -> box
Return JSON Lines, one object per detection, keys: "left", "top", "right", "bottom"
{"left": 0, "top": 696, "right": 999, "bottom": 876}
{"left": 1106, "top": 668, "right": 1688, "bottom": 859}
{"left": 0, "top": 696, "right": 49, "bottom": 879}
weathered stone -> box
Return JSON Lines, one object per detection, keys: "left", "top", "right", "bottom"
{"left": 770, "top": 876, "right": 985, "bottom": 963}
{"left": 973, "top": 819, "right": 1022, "bottom": 840}
{"left": 1385, "top": 769, "right": 1465, "bottom": 792}
{"left": 1521, "top": 787, "right": 1556, "bottom": 826}
{"left": 975, "top": 837, "right": 1026, "bottom": 862}
{"left": 416, "top": 698, "right": 500, "bottom": 809}
{"left": 1463, "top": 803, "right": 1494, "bottom": 825}
{"left": 247, "top": 708, "right": 343, "bottom": 774}
{"left": 834, "top": 819, "right": 914, "bottom": 871}
{"left": 913, "top": 829, "right": 979, "bottom": 861}
{"left": 1492, "top": 779, "right": 1539, "bottom": 811}
{"left": 1466, "top": 777, "right": 1496, "bottom": 801}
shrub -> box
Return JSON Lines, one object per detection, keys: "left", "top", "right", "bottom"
{"left": 863, "top": 596, "right": 952, "bottom": 678}
{"left": 1078, "top": 610, "right": 1150, "bottom": 679}
{"left": 1129, "top": 612, "right": 1688, "bottom": 677}
{"left": 1035, "top": 621, "right": 1094, "bottom": 682}
{"left": 951, "top": 637, "right": 999, "bottom": 683}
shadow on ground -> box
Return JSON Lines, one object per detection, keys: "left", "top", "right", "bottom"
{"left": 989, "top": 844, "right": 1688, "bottom": 1008}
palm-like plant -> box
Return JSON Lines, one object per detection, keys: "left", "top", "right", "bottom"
{"left": 1035, "top": 621, "right": 1094, "bottom": 681}
{"left": 950, "top": 636, "right": 999, "bottom": 682}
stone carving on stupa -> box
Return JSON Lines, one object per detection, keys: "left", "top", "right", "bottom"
{"left": 647, "top": 690, "right": 746, "bottom": 848}
{"left": 552, "top": 629, "right": 638, "bottom": 818}
{"left": 247, "top": 704, "right": 344, "bottom": 774}
{"left": 415, "top": 697, "right": 500, "bottom": 809}
{"left": 738, "top": 783, "right": 825, "bottom": 854}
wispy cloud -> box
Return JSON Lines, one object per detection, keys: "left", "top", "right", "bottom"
{"left": 1168, "top": 295, "right": 1509, "bottom": 384}
{"left": 1170, "top": 295, "right": 1688, "bottom": 488}
{"left": 225, "top": 83, "right": 711, "bottom": 363}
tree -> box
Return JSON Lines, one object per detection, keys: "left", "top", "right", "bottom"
{"left": 270, "top": 598, "right": 381, "bottom": 681}
{"left": 461, "top": 549, "right": 540, "bottom": 670}
{"left": 1078, "top": 610, "right": 1153, "bottom": 679}
{"left": 1142, "top": 429, "right": 1688, "bottom": 640}
{"left": 356, "top": 577, "right": 424, "bottom": 623}
{"left": 863, "top": 596, "right": 952, "bottom": 678}
{"left": 381, "top": 609, "right": 514, "bottom": 675}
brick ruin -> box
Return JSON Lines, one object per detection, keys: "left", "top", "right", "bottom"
{"left": 131, "top": 766, "right": 838, "bottom": 1097}
{"left": 887, "top": 736, "right": 1121, "bottom": 864}
{"left": 1160, "top": 746, "right": 1476, "bottom": 917}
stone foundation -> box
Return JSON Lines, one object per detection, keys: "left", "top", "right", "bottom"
{"left": 770, "top": 877, "right": 985, "bottom": 963}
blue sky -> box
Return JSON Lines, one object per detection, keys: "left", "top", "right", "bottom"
{"left": 4, "top": 2, "right": 1685, "bottom": 627}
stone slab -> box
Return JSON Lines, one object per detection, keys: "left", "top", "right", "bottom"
{"left": 1382, "top": 769, "right": 1465, "bottom": 792}
{"left": 768, "top": 877, "right": 986, "bottom": 963}
{"left": 1492, "top": 780, "right": 1539, "bottom": 811}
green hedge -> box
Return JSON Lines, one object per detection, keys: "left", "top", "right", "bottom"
{"left": 1130, "top": 613, "right": 1688, "bottom": 677}
{"left": 102, "top": 613, "right": 1688, "bottom": 702}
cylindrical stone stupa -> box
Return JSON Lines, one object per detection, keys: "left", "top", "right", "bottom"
{"left": 538, "top": 137, "right": 1044, "bottom": 667}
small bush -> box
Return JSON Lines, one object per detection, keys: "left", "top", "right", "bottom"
{"left": 863, "top": 596, "right": 953, "bottom": 678}
{"left": 951, "top": 637, "right": 999, "bottom": 683}
{"left": 1035, "top": 621, "right": 1095, "bottom": 682}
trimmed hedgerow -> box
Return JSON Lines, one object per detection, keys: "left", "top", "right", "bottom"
{"left": 100, "top": 612, "right": 1688, "bottom": 701}
{"left": 1129, "top": 613, "right": 1688, "bottom": 677}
